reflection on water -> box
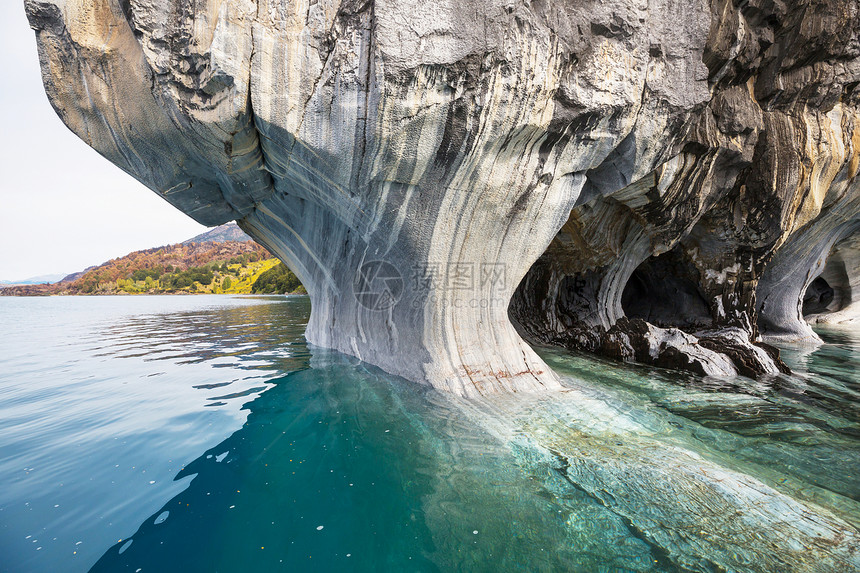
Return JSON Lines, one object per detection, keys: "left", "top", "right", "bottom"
{"left": 0, "top": 296, "right": 858, "bottom": 572}
{"left": 0, "top": 296, "right": 309, "bottom": 573}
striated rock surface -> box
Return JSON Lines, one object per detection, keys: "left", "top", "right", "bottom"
{"left": 505, "top": 0, "right": 860, "bottom": 376}
{"left": 27, "top": 0, "right": 859, "bottom": 393}
{"left": 809, "top": 231, "right": 860, "bottom": 325}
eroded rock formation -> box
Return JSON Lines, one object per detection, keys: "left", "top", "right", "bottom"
{"left": 507, "top": 0, "right": 860, "bottom": 376}
{"left": 27, "top": 0, "right": 859, "bottom": 394}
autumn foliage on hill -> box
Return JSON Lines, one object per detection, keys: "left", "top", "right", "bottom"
{"left": 0, "top": 241, "right": 277, "bottom": 296}
{"left": 69, "top": 241, "right": 272, "bottom": 294}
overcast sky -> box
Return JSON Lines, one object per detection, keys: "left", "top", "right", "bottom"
{"left": 0, "top": 3, "right": 208, "bottom": 281}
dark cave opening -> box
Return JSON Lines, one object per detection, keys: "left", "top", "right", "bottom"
{"left": 621, "top": 249, "right": 712, "bottom": 330}
{"left": 802, "top": 276, "right": 835, "bottom": 317}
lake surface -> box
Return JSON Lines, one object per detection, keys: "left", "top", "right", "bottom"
{"left": 0, "top": 295, "right": 857, "bottom": 572}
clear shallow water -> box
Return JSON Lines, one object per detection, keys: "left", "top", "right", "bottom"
{"left": 539, "top": 329, "right": 860, "bottom": 524}
{"left": 0, "top": 296, "right": 857, "bottom": 572}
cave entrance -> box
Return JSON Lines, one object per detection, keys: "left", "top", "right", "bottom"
{"left": 621, "top": 247, "right": 712, "bottom": 331}
{"left": 802, "top": 276, "right": 835, "bottom": 316}
{"left": 801, "top": 235, "right": 855, "bottom": 319}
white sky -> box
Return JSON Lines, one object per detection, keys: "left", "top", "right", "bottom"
{"left": 0, "top": 2, "right": 208, "bottom": 281}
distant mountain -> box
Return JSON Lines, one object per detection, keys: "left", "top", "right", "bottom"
{"left": 0, "top": 241, "right": 291, "bottom": 296}
{"left": 183, "top": 222, "right": 252, "bottom": 244}
{"left": 59, "top": 266, "right": 97, "bottom": 284}
{"left": 0, "top": 222, "right": 306, "bottom": 297}
{"left": 0, "top": 273, "right": 68, "bottom": 285}
{"left": 1, "top": 223, "right": 251, "bottom": 287}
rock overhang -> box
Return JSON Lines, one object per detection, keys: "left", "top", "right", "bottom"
{"left": 26, "top": 0, "right": 860, "bottom": 393}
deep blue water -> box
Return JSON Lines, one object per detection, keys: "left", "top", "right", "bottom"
{"left": 0, "top": 295, "right": 858, "bottom": 572}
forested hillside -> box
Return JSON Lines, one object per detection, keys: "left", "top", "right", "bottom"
{"left": 1, "top": 241, "right": 305, "bottom": 296}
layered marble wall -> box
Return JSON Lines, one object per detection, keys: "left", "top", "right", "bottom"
{"left": 27, "top": 0, "right": 859, "bottom": 393}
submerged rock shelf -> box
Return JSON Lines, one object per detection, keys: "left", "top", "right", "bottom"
{"left": 447, "top": 345, "right": 860, "bottom": 572}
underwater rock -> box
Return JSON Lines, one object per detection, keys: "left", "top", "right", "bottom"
{"left": 458, "top": 380, "right": 860, "bottom": 573}
{"left": 27, "top": 0, "right": 859, "bottom": 392}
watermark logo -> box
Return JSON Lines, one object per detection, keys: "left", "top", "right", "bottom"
{"left": 356, "top": 261, "right": 508, "bottom": 311}
{"left": 354, "top": 261, "right": 404, "bottom": 311}
{"left": 410, "top": 263, "right": 507, "bottom": 292}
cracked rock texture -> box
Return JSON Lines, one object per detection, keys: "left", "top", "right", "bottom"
{"left": 27, "top": 0, "right": 859, "bottom": 393}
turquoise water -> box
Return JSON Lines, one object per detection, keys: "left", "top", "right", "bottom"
{"left": 0, "top": 296, "right": 858, "bottom": 572}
